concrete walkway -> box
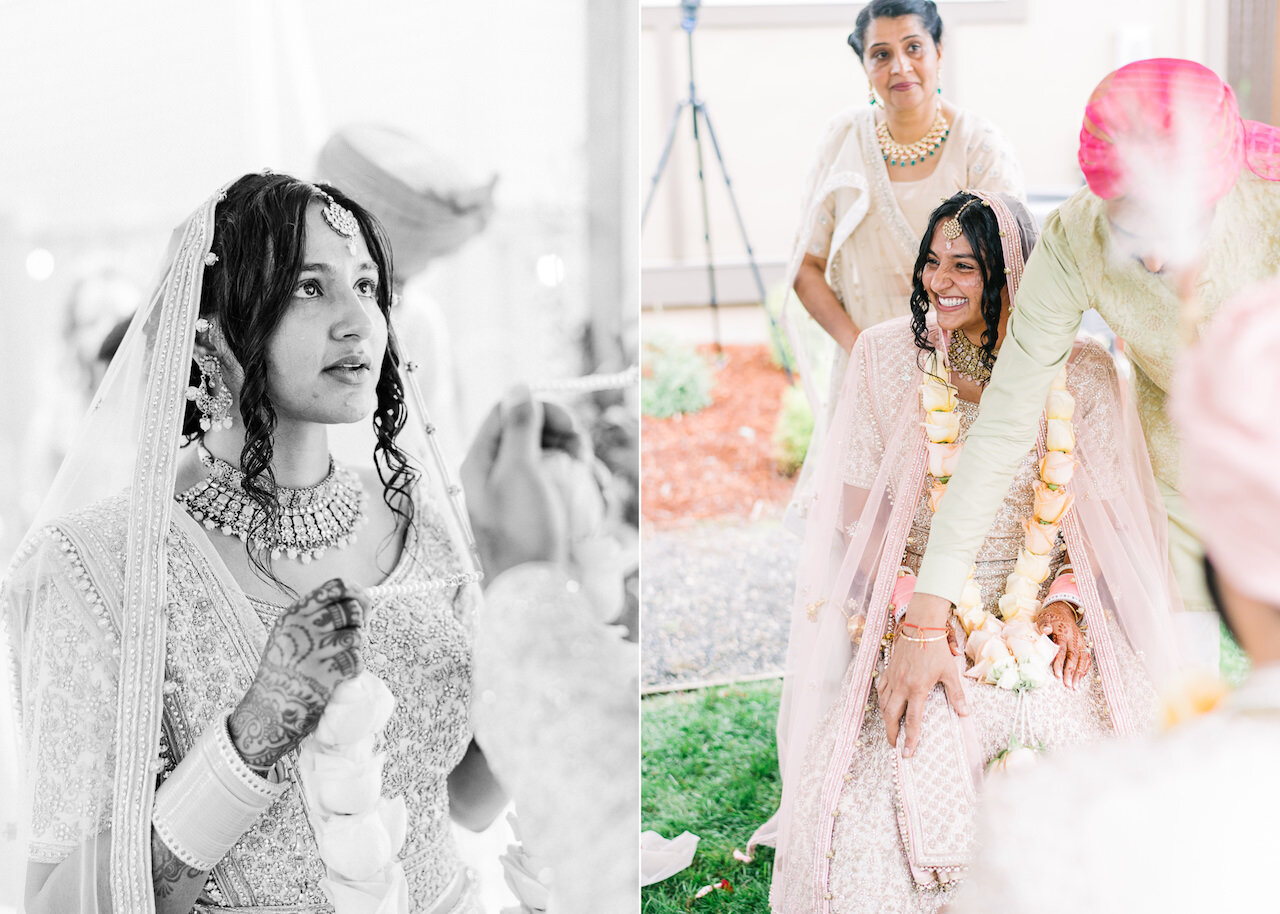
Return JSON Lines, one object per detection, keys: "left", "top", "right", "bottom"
{"left": 641, "top": 516, "right": 799, "bottom": 690}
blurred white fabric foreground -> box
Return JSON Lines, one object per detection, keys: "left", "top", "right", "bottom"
{"left": 952, "top": 666, "right": 1280, "bottom": 912}
{"left": 474, "top": 564, "right": 639, "bottom": 913}
{"left": 640, "top": 831, "right": 699, "bottom": 886}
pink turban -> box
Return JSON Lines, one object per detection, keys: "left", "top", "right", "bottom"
{"left": 1171, "top": 276, "right": 1280, "bottom": 606}
{"left": 1078, "top": 58, "right": 1280, "bottom": 203}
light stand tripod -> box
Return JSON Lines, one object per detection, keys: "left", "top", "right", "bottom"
{"left": 642, "top": 0, "right": 793, "bottom": 381}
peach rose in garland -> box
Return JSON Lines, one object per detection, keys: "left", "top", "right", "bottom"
{"left": 1033, "top": 481, "right": 1074, "bottom": 523}
{"left": 923, "top": 409, "right": 961, "bottom": 444}
{"left": 1023, "top": 517, "right": 1061, "bottom": 554}
{"left": 1045, "top": 418, "right": 1075, "bottom": 452}
{"left": 1013, "top": 546, "right": 1052, "bottom": 583}
{"left": 959, "top": 604, "right": 987, "bottom": 635}
{"left": 928, "top": 480, "right": 949, "bottom": 512}
{"left": 926, "top": 440, "right": 963, "bottom": 478}
{"left": 1039, "top": 451, "right": 1075, "bottom": 487}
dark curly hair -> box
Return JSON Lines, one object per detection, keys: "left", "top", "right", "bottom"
{"left": 182, "top": 172, "right": 417, "bottom": 588}
{"left": 848, "top": 0, "right": 943, "bottom": 59}
{"left": 908, "top": 191, "right": 1007, "bottom": 369}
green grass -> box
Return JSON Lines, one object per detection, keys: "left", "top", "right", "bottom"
{"left": 641, "top": 630, "right": 1247, "bottom": 914}
{"left": 642, "top": 680, "right": 782, "bottom": 913}
{"left": 1220, "top": 618, "right": 1250, "bottom": 686}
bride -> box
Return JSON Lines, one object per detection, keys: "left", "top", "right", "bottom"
{"left": 2, "top": 172, "right": 606, "bottom": 914}
{"left": 752, "top": 190, "right": 1187, "bottom": 912}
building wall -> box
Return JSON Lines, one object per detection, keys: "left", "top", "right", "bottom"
{"left": 641, "top": 0, "right": 1224, "bottom": 305}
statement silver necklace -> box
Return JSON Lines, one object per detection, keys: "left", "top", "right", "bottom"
{"left": 177, "top": 445, "right": 367, "bottom": 563}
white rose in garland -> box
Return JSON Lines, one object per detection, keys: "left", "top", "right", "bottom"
{"left": 298, "top": 671, "right": 409, "bottom": 914}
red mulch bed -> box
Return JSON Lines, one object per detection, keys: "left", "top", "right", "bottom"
{"left": 642, "top": 343, "right": 797, "bottom": 527}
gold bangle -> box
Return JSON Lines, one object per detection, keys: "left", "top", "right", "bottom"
{"left": 897, "top": 632, "right": 947, "bottom": 644}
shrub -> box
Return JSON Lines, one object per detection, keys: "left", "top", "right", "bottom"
{"left": 773, "top": 384, "right": 813, "bottom": 476}
{"left": 641, "top": 336, "right": 714, "bottom": 418}
{"left": 763, "top": 282, "right": 833, "bottom": 395}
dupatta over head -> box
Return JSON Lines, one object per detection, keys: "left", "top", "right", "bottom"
{"left": 752, "top": 191, "right": 1188, "bottom": 907}
{"left": 0, "top": 175, "right": 480, "bottom": 912}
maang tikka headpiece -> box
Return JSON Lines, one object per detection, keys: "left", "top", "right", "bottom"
{"left": 941, "top": 196, "right": 980, "bottom": 245}
{"left": 314, "top": 187, "right": 360, "bottom": 253}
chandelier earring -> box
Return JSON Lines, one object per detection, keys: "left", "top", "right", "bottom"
{"left": 868, "top": 86, "right": 879, "bottom": 106}
{"left": 188, "top": 354, "right": 234, "bottom": 431}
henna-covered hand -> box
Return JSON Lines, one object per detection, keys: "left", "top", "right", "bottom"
{"left": 229, "top": 578, "right": 368, "bottom": 770}
{"left": 1036, "top": 600, "right": 1092, "bottom": 690}
{"left": 151, "top": 827, "right": 208, "bottom": 913}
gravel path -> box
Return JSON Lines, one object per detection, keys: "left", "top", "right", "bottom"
{"left": 641, "top": 517, "right": 799, "bottom": 690}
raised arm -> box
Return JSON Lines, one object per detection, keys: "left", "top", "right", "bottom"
{"left": 913, "top": 209, "right": 1089, "bottom": 608}
{"left": 884, "top": 210, "right": 1091, "bottom": 756}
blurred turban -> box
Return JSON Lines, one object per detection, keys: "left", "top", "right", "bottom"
{"left": 1171, "top": 276, "right": 1280, "bottom": 605}
{"left": 1078, "top": 58, "right": 1280, "bottom": 204}
{"left": 318, "top": 125, "right": 498, "bottom": 278}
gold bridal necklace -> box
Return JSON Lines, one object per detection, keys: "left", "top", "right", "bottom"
{"left": 877, "top": 102, "right": 949, "bottom": 167}
{"left": 946, "top": 330, "right": 996, "bottom": 386}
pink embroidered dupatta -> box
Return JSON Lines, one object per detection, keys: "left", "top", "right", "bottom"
{"left": 751, "top": 193, "right": 1186, "bottom": 910}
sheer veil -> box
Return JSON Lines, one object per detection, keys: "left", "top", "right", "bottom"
{"left": 750, "top": 191, "right": 1188, "bottom": 905}
{"left": 0, "top": 179, "right": 479, "bottom": 912}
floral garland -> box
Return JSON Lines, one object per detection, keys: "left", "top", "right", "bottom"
{"left": 298, "top": 671, "right": 409, "bottom": 914}
{"left": 918, "top": 350, "right": 1075, "bottom": 692}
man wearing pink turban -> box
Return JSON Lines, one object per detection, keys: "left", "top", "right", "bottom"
{"left": 949, "top": 277, "right": 1280, "bottom": 913}
{"left": 885, "top": 59, "right": 1280, "bottom": 748}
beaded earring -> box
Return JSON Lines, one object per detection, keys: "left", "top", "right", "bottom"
{"left": 187, "top": 319, "right": 233, "bottom": 431}
{"left": 868, "top": 87, "right": 878, "bottom": 106}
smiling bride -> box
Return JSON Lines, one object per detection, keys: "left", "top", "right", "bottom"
{"left": 751, "top": 190, "right": 1187, "bottom": 913}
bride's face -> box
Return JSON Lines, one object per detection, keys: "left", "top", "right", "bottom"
{"left": 921, "top": 223, "right": 995, "bottom": 340}
{"left": 264, "top": 202, "right": 387, "bottom": 426}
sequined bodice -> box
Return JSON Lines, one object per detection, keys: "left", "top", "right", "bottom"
{"left": 18, "top": 493, "right": 474, "bottom": 912}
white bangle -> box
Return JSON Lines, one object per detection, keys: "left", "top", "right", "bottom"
{"left": 152, "top": 711, "right": 290, "bottom": 870}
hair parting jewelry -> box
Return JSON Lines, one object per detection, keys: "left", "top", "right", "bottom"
{"left": 310, "top": 185, "right": 361, "bottom": 240}
{"left": 941, "top": 196, "right": 980, "bottom": 241}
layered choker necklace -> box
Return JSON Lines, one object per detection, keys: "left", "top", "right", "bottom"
{"left": 946, "top": 330, "right": 997, "bottom": 386}
{"left": 876, "top": 103, "right": 949, "bottom": 167}
{"left": 176, "top": 445, "right": 368, "bottom": 563}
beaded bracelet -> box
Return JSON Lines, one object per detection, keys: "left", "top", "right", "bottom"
{"left": 152, "top": 711, "right": 289, "bottom": 870}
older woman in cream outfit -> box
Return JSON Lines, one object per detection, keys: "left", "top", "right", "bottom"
{"left": 786, "top": 0, "right": 1023, "bottom": 522}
